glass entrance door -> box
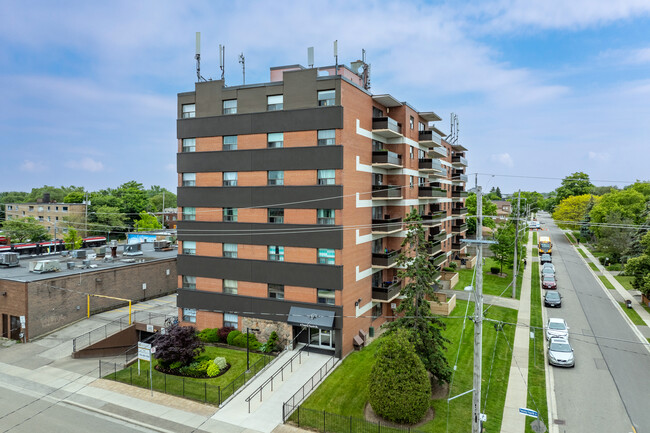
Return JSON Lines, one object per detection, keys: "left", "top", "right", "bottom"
{"left": 308, "top": 328, "right": 335, "bottom": 350}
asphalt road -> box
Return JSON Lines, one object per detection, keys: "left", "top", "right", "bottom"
{"left": 539, "top": 213, "right": 650, "bottom": 433}
{"left": 0, "top": 385, "right": 152, "bottom": 433}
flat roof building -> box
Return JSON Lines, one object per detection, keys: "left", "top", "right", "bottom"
{"left": 4, "top": 194, "right": 86, "bottom": 238}
{"left": 175, "top": 62, "right": 469, "bottom": 357}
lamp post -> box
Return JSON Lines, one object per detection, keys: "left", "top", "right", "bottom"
{"left": 246, "top": 327, "right": 260, "bottom": 371}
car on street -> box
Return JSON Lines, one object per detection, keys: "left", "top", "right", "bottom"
{"left": 542, "top": 263, "right": 555, "bottom": 273}
{"left": 546, "top": 317, "right": 569, "bottom": 340}
{"left": 542, "top": 275, "right": 557, "bottom": 289}
{"left": 548, "top": 337, "right": 575, "bottom": 367}
{"left": 541, "top": 266, "right": 555, "bottom": 278}
{"left": 541, "top": 253, "right": 552, "bottom": 264}
{"left": 544, "top": 291, "right": 562, "bottom": 307}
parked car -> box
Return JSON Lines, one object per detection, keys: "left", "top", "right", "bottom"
{"left": 543, "top": 263, "right": 556, "bottom": 273}
{"left": 541, "top": 267, "right": 555, "bottom": 278}
{"left": 544, "top": 291, "right": 562, "bottom": 307}
{"left": 541, "top": 254, "right": 552, "bottom": 264}
{"left": 546, "top": 318, "right": 569, "bottom": 340}
{"left": 542, "top": 275, "right": 557, "bottom": 289}
{"left": 548, "top": 337, "right": 575, "bottom": 367}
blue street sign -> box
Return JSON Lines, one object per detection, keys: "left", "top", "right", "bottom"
{"left": 519, "top": 408, "right": 539, "bottom": 418}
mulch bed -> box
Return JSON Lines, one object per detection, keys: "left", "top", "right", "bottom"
{"left": 154, "top": 363, "right": 231, "bottom": 379}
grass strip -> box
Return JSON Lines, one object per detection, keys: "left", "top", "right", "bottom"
{"left": 598, "top": 276, "right": 616, "bottom": 290}
{"left": 589, "top": 262, "right": 599, "bottom": 272}
{"left": 619, "top": 302, "right": 646, "bottom": 326}
{"left": 565, "top": 232, "right": 576, "bottom": 245}
{"left": 526, "top": 262, "right": 547, "bottom": 433}
{"left": 615, "top": 276, "right": 635, "bottom": 291}
{"left": 577, "top": 248, "right": 588, "bottom": 259}
{"left": 532, "top": 232, "right": 538, "bottom": 246}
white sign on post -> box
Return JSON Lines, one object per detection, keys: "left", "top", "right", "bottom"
{"left": 137, "top": 342, "right": 152, "bottom": 361}
{"left": 146, "top": 324, "right": 154, "bottom": 333}
{"left": 19, "top": 316, "right": 25, "bottom": 327}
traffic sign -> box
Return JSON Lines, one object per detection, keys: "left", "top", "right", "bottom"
{"left": 519, "top": 407, "right": 538, "bottom": 418}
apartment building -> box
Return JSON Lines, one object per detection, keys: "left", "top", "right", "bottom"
{"left": 175, "top": 63, "right": 468, "bottom": 357}
{"left": 4, "top": 194, "right": 86, "bottom": 238}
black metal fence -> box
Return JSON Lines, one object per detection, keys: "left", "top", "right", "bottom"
{"left": 283, "top": 353, "right": 338, "bottom": 421}
{"left": 284, "top": 406, "right": 430, "bottom": 433}
{"left": 99, "top": 353, "right": 272, "bottom": 406}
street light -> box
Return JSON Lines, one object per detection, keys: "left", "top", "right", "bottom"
{"left": 246, "top": 327, "right": 260, "bottom": 371}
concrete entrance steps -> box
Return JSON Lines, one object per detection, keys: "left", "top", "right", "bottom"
{"left": 212, "top": 347, "right": 334, "bottom": 433}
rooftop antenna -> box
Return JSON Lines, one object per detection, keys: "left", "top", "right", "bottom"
{"left": 195, "top": 32, "right": 206, "bottom": 82}
{"left": 350, "top": 49, "right": 371, "bottom": 90}
{"left": 219, "top": 44, "right": 225, "bottom": 81}
{"left": 308, "top": 47, "right": 314, "bottom": 68}
{"left": 239, "top": 52, "right": 245, "bottom": 85}
{"left": 333, "top": 40, "right": 338, "bottom": 75}
{"left": 455, "top": 114, "right": 460, "bottom": 145}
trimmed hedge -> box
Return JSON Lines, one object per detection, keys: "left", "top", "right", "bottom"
{"left": 227, "top": 330, "right": 242, "bottom": 345}
{"left": 197, "top": 328, "right": 220, "bottom": 343}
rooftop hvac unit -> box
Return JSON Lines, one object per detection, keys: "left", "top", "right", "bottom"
{"left": 29, "top": 260, "right": 61, "bottom": 274}
{"left": 0, "top": 252, "right": 19, "bottom": 267}
{"left": 154, "top": 240, "right": 172, "bottom": 251}
{"left": 123, "top": 243, "right": 143, "bottom": 256}
{"left": 82, "top": 260, "right": 90, "bottom": 267}
{"left": 67, "top": 262, "right": 76, "bottom": 270}
{"left": 72, "top": 250, "right": 87, "bottom": 259}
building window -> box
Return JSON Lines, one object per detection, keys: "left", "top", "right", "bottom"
{"left": 410, "top": 176, "right": 414, "bottom": 189}
{"left": 418, "top": 121, "right": 425, "bottom": 132}
{"left": 223, "top": 208, "right": 237, "bottom": 222}
{"left": 182, "top": 308, "right": 197, "bottom": 323}
{"left": 38, "top": 206, "right": 44, "bottom": 212}
{"left": 223, "top": 99, "right": 237, "bottom": 114}
{"left": 317, "top": 130, "right": 336, "bottom": 146}
{"left": 182, "top": 173, "right": 196, "bottom": 186}
{"left": 182, "top": 104, "right": 195, "bottom": 118}
{"left": 268, "top": 208, "right": 284, "bottom": 224}
{"left": 418, "top": 177, "right": 426, "bottom": 187}
{"left": 317, "top": 289, "right": 335, "bottom": 305}
{"left": 317, "top": 169, "right": 335, "bottom": 185}
{"left": 318, "top": 90, "right": 335, "bottom": 106}
{"left": 268, "top": 284, "right": 284, "bottom": 299}
{"left": 410, "top": 116, "right": 414, "bottom": 130}
{"left": 372, "top": 107, "right": 383, "bottom": 118}
{"left": 267, "top": 95, "right": 283, "bottom": 111}
{"left": 268, "top": 170, "right": 284, "bottom": 185}
{"left": 223, "top": 172, "right": 238, "bottom": 186}
{"left": 182, "top": 207, "right": 196, "bottom": 221}
{"left": 182, "top": 138, "right": 196, "bottom": 152}
{"left": 410, "top": 147, "right": 414, "bottom": 159}
{"left": 223, "top": 135, "right": 237, "bottom": 151}
{"left": 182, "top": 276, "right": 196, "bottom": 290}
{"left": 268, "top": 245, "right": 284, "bottom": 261}
{"left": 223, "top": 279, "right": 238, "bottom": 295}
{"left": 224, "top": 243, "right": 238, "bottom": 258}
{"left": 268, "top": 132, "right": 284, "bottom": 148}
{"left": 317, "top": 209, "right": 335, "bottom": 225}
{"left": 29, "top": 206, "right": 34, "bottom": 211}
{"left": 372, "top": 303, "right": 382, "bottom": 319}
{"left": 224, "top": 313, "right": 238, "bottom": 329}
{"left": 182, "top": 241, "right": 196, "bottom": 255}
{"left": 318, "top": 248, "right": 335, "bottom": 265}
{"left": 62, "top": 206, "right": 69, "bottom": 212}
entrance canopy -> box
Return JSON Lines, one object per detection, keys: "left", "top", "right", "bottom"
{"left": 287, "top": 306, "right": 335, "bottom": 330}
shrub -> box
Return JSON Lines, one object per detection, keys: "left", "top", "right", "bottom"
{"left": 227, "top": 330, "right": 242, "bottom": 345}
{"left": 448, "top": 261, "right": 458, "bottom": 270}
{"left": 261, "top": 331, "right": 281, "bottom": 353}
{"left": 213, "top": 357, "right": 227, "bottom": 370}
{"left": 368, "top": 329, "right": 430, "bottom": 424}
{"left": 178, "top": 360, "right": 211, "bottom": 378}
{"left": 168, "top": 361, "right": 183, "bottom": 370}
{"left": 153, "top": 324, "right": 204, "bottom": 367}
{"left": 442, "top": 266, "right": 455, "bottom": 272}
{"left": 197, "top": 328, "right": 220, "bottom": 343}
{"left": 232, "top": 332, "right": 260, "bottom": 349}
{"left": 218, "top": 326, "right": 235, "bottom": 342}
{"left": 490, "top": 267, "right": 500, "bottom": 274}
{"left": 206, "top": 363, "right": 220, "bottom": 377}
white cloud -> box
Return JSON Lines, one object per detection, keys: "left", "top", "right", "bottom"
{"left": 20, "top": 160, "right": 45, "bottom": 172}
{"left": 491, "top": 153, "right": 514, "bottom": 167}
{"left": 66, "top": 157, "right": 104, "bottom": 172}
{"left": 588, "top": 151, "right": 610, "bottom": 161}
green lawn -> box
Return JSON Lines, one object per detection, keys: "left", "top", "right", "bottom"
{"left": 454, "top": 257, "right": 521, "bottom": 299}
{"left": 104, "top": 346, "right": 266, "bottom": 404}
{"left": 615, "top": 276, "right": 635, "bottom": 291}
{"left": 577, "top": 248, "right": 588, "bottom": 259}
{"left": 598, "top": 276, "right": 616, "bottom": 290}
{"left": 526, "top": 262, "right": 548, "bottom": 433}
{"left": 565, "top": 232, "right": 576, "bottom": 245}
{"left": 301, "top": 301, "right": 518, "bottom": 432}
{"left": 588, "top": 262, "right": 599, "bottom": 272}
{"left": 619, "top": 303, "right": 646, "bottom": 326}
{"left": 606, "top": 263, "right": 623, "bottom": 272}
{"left": 532, "top": 232, "right": 537, "bottom": 246}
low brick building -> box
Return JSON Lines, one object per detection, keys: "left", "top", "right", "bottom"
{"left": 0, "top": 244, "right": 177, "bottom": 341}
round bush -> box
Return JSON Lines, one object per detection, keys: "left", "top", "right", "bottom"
{"left": 214, "top": 357, "right": 227, "bottom": 370}
{"left": 218, "top": 326, "right": 235, "bottom": 342}
{"left": 227, "top": 330, "right": 242, "bottom": 345}
{"left": 198, "top": 328, "right": 219, "bottom": 343}
{"left": 206, "top": 363, "right": 220, "bottom": 377}
{"left": 368, "top": 329, "right": 430, "bottom": 424}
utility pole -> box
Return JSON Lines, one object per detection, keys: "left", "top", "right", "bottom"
{"left": 161, "top": 191, "right": 166, "bottom": 230}
{"left": 512, "top": 190, "right": 521, "bottom": 298}
{"left": 84, "top": 192, "right": 88, "bottom": 238}
{"left": 472, "top": 185, "right": 483, "bottom": 433}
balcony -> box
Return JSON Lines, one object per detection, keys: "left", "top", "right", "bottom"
{"left": 430, "top": 253, "right": 447, "bottom": 267}
{"left": 452, "top": 207, "right": 468, "bottom": 216}
{"left": 428, "top": 146, "right": 448, "bottom": 158}
{"left": 372, "top": 150, "right": 403, "bottom": 168}
{"left": 452, "top": 223, "right": 468, "bottom": 233}
{"left": 418, "top": 158, "right": 443, "bottom": 173}
{"left": 429, "top": 230, "right": 447, "bottom": 242}
{"left": 452, "top": 174, "right": 469, "bottom": 183}
{"left": 451, "top": 242, "right": 464, "bottom": 251}
{"left": 372, "top": 249, "right": 400, "bottom": 268}
{"left": 418, "top": 130, "right": 441, "bottom": 148}
{"left": 372, "top": 185, "right": 403, "bottom": 199}
{"left": 451, "top": 190, "right": 469, "bottom": 199}
{"left": 429, "top": 166, "right": 448, "bottom": 179}
{"left": 372, "top": 280, "right": 402, "bottom": 302}
{"left": 372, "top": 217, "right": 403, "bottom": 234}
{"left": 451, "top": 155, "right": 468, "bottom": 167}
{"left": 427, "top": 240, "right": 442, "bottom": 256}
{"left": 421, "top": 211, "right": 445, "bottom": 226}
{"left": 372, "top": 117, "right": 402, "bottom": 138}
{"left": 418, "top": 186, "right": 447, "bottom": 199}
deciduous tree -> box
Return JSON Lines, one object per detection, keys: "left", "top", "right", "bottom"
{"left": 466, "top": 193, "right": 497, "bottom": 235}
{"left": 1, "top": 217, "right": 50, "bottom": 243}
{"left": 552, "top": 194, "right": 598, "bottom": 229}
{"left": 64, "top": 228, "right": 82, "bottom": 250}
{"left": 134, "top": 211, "right": 162, "bottom": 231}
{"left": 153, "top": 323, "right": 204, "bottom": 368}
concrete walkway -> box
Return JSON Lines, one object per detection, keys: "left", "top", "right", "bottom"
{"left": 500, "top": 234, "right": 533, "bottom": 433}
{"left": 440, "top": 289, "right": 520, "bottom": 310}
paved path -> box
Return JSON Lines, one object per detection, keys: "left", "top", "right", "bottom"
{"left": 440, "top": 289, "right": 520, "bottom": 310}
{"left": 499, "top": 233, "right": 533, "bottom": 433}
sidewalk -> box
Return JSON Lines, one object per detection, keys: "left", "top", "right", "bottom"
{"left": 500, "top": 234, "right": 533, "bottom": 433}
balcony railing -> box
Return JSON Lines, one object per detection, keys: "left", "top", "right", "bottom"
{"left": 427, "top": 240, "right": 442, "bottom": 256}
{"left": 451, "top": 242, "right": 464, "bottom": 251}
{"left": 372, "top": 249, "right": 400, "bottom": 268}
{"left": 452, "top": 223, "right": 468, "bottom": 233}
{"left": 418, "top": 130, "right": 442, "bottom": 147}
{"left": 429, "top": 230, "right": 447, "bottom": 242}
{"left": 429, "top": 167, "right": 448, "bottom": 178}
{"left": 452, "top": 207, "right": 468, "bottom": 215}
{"left": 421, "top": 211, "right": 445, "bottom": 226}
{"left": 418, "top": 158, "right": 443, "bottom": 172}
{"left": 418, "top": 186, "right": 447, "bottom": 198}
{"left": 372, "top": 280, "right": 402, "bottom": 302}
{"left": 430, "top": 253, "right": 447, "bottom": 267}
{"left": 371, "top": 217, "right": 403, "bottom": 233}
{"left": 372, "top": 117, "right": 402, "bottom": 137}
{"left": 372, "top": 185, "right": 402, "bottom": 199}
{"left": 428, "top": 146, "right": 448, "bottom": 158}
{"left": 372, "top": 151, "right": 402, "bottom": 168}
{"left": 451, "top": 190, "right": 469, "bottom": 198}
{"left": 452, "top": 174, "right": 469, "bottom": 183}
{"left": 452, "top": 155, "right": 468, "bottom": 166}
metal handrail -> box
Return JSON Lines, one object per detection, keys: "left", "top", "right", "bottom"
{"left": 219, "top": 353, "right": 273, "bottom": 406}
{"left": 244, "top": 343, "right": 310, "bottom": 412}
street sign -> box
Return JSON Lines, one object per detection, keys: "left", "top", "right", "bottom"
{"left": 146, "top": 324, "right": 154, "bottom": 332}
{"left": 137, "top": 342, "right": 152, "bottom": 361}
{"left": 19, "top": 316, "right": 25, "bottom": 327}
{"left": 530, "top": 419, "right": 547, "bottom": 433}
{"left": 519, "top": 407, "right": 539, "bottom": 418}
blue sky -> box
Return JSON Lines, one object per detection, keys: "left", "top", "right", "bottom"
{"left": 1, "top": 0, "right": 649, "bottom": 195}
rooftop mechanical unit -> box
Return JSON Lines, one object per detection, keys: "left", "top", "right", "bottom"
{"left": 29, "top": 260, "right": 61, "bottom": 274}
{"left": 123, "top": 243, "right": 143, "bottom": 256}
{"left": 0, "top": 252, "right": 19, "bottom": 267}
